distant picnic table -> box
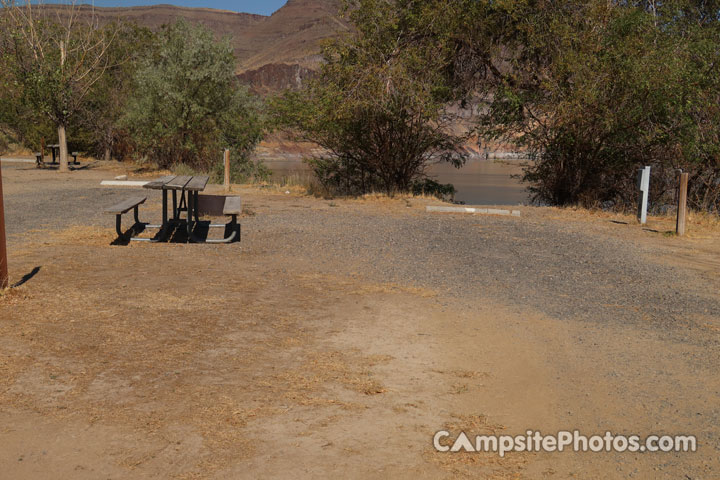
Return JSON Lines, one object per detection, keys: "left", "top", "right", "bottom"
{"left": 35, "top": 145, "right": 79, "bottom": 167}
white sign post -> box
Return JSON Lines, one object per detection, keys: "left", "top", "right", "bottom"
{"left": 637, "top": 166, "right": 651, "bottom": 225}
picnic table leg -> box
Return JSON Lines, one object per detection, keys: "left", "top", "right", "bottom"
{"left": 162, "top": 190, "right": 168, "bottom": 226}
{"left": 194, "top": 192, "right": 200, "bottom": 222}
{"left": 202, "top": 213, "right": 238, "bottom": 244}
{"left": 186, "top": 190, "right": 194, "bottom": 242}
{"left": 51, "top": 148, "right": 56, "bottom": 164}
{"left": 151, "top": 189, "right": 169, "bottom": 242}
{"left": 114, "top": 207, "right": 142, "bottom": 240}
{"left": 172, "top": 190, "right": 178, "bottom": 220}
{"left": 115, "top": 214, "right": 124, "bottom": 238}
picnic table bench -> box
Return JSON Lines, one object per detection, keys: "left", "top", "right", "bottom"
{"left": 105, "top": 196, "right": 147, "bottom": 239}
{"left": 106, "top": 175, "right": 240, "bottom": 244}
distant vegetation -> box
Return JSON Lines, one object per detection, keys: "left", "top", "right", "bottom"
{"left": 1, "top": 0, "right": 719, "bottom": 211}
{"left": 0, "top": 2, "right": 267, "bottom": 181}
{"left": 274, "top": 0, "right": 720, "bottom": 210}
{"left": 122, "top": 19, "right": 266, "bottom": 179}
{"left": 271, "top": 0, "right": 467, "bottom": 197}
{"left": 457, "top": 0, "right": 720, "bottom": 212}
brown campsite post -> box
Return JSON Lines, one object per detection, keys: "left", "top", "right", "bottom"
{"left": 0, "top": 159, "right": 8, "bottom": 289}
{"left": 224, "top": 149, "right": 231, "bottom": 192}
{"left": 40, "top": 137, "right": 45, "bottom": 163}
{"left": 676, "top": 172, "right": 689, "bottom": 236}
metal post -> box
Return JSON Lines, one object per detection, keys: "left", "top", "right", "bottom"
{"left": 224, "top": 149, "right": 231, "bottom": 192}
{"left": 194, "top": 191, "right": 199, "bottom": 222}
{"left": 637, "top": 166, "right": 651, "bottom": 225}
{"left": 676, "top": 172, "right": 689, "bottom": 236}
{"left": 162, "top": 189, "right": 168, "bottom": 225}
{"left": 0, "top": 159, "right": 8, "bottom": 289}
{"left": 186, "top": 188, "right": 193, "bottom": 241}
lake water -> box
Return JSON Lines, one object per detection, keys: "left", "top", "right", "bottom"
{"left": 428, "top": 158, "right": 529, "bottom": 206}
{"left": 263, "top": 156, "right": 530, "bottom": 206}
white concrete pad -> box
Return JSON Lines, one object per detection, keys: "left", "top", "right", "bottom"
{"left": 426, "top": 206, "right": 521, "bottom": 217}
{"left": 100, "top": 180, "right": 149, "bottom": 187}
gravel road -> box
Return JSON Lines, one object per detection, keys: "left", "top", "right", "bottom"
{"left": 241, "top": 196, "right": 719, "bottom": 345}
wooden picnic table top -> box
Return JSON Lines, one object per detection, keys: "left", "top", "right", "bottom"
{"left": 185, "top": 176, "right": 210, "bottom": 192}
{"left": 165, "top": 175, "right": 193, "bottom": 190}
{"left": 143, "top": 175, "right": 209, "bottom": 192}
{"left": 143, "top": 175, "right": 176, "bottom": 190}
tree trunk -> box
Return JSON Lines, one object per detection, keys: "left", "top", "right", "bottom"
{"left": 58, "top": 123, "right": 69, "bottom": 172}
{"left": 57, "top": 40, "right": 70, "bottom": 173}
{"left": 104, "top": 146, "right": 111, "bottom": 162}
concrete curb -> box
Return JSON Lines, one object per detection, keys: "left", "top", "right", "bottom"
{"left": 100, "top": 180, "right": 149, "bottom": 187}
{"left": 426, "top": 206, "right": 521, "bottom": 217}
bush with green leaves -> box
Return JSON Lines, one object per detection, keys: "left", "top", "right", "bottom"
{"left": 123, "top": 19, "right": 266, "bottom": 179}
{"left": 77, "top": 23, "right": 154, "bottom": 161}
{"left": 272, "top": 0, "right": 466, "bottom": 197}
{"left": 451, "top": 0, "right": 720, "bottom": 210}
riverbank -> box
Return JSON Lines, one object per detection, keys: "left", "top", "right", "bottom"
{"left": 1, "top": 162, "right": 718, "bottom": 479}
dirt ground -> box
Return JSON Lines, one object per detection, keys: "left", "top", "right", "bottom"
{"left": 0, "top": 161, "right": 718, "bottom": 479}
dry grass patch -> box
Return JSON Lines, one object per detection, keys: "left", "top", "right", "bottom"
{"left": 9, "top": 225, "right": 116, "bottom": 257}
{"left": 540, "top": 205, "right": 720, "bottom": 240}
{"left": 426, "top": 414, "right": 530, "bottom": 479}
{"left": 0, "top": 286, "right": 30, "bottom": 305}
{"left": 273, "top": 350, "right": 392, "bottom": 408}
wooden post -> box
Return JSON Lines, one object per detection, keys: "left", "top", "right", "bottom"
{"left": 224, "top": 149, "right": 231, "bottom": 192}
{"left": 40, "top": 137, "right": 45, "bottom": 163}
{"left": 0, "top": 159, "right": 8, "bottom": 289}
{"left": 676, "top": 172, "right": 689, "bottom": 236}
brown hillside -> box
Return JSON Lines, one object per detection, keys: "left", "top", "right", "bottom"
{"left": 35, "top": 4, "right": 265, "bottom": 61}
{"left": 33, "top": 1, "right": 346, "bottom": 89}
{"left": 236, "top": 0, "right": 349, "bottom": 71}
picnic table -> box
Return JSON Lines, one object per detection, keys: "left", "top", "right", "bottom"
{"left": 105, "top": 174, "right": 241, "bottom": 243}
{"left": 46, "top": 145, "right": 79, "bottom": 165}
{"left": 144, "top": 175, "right": 209, "bottom": 241}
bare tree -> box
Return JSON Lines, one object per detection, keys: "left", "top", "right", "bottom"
{"left": 1, "top": 0, "right": 116, "bottom": 171}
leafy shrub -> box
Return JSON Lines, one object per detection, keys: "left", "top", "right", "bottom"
{"left": 272, "top": 0, "right": 467, "bottom": 197}
{"left": 123, "top": 19, "right": 265, "bottom": 176}
{"left": 454, "top": 0, "right": 720, "bottom": 210}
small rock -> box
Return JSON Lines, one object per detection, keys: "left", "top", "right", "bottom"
{"left": 115, "top": 175, "right": 128, "bottom": 181}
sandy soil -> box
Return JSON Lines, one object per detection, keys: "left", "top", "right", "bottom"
{"left": 0, "top": 161, "right": 718, "bottom": 479}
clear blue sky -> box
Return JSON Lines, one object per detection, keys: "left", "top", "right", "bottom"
{"left": 40, "top": 1, "right": 289, "bottom": 16}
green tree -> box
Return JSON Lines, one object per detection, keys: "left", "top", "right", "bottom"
{"left": 272, "top": 0, "right": 467, "bottom": 197}
{"left": 451, "top": 0, "right": 720, "bottom": 209}
{"left": 123, "top": 19, "right": 265, "bottom": 178}
{"left": 80, "top": 23, "right": 154, "bottom": 161}
{"left": 0, "top": 1, "right": 119, "bottom": 172}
